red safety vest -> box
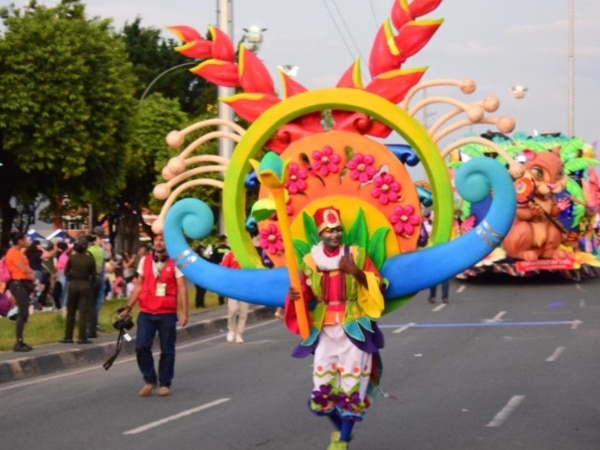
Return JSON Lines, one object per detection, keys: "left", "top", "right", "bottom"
{"left": 138, "top": 255, "right": 178, "bottom": 314}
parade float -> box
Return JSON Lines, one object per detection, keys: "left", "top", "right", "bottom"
{"left": 445, "top": 132, "right": 600, "bottom": 280}
{"left": 149, "top": 0, "right": 519, "bottom": 318}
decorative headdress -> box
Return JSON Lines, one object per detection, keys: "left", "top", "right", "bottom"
{"left": 313, "top": 206, "right": 342, "bottom": 234}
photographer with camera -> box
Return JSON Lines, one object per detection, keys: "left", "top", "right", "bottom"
{"left": 120, "top": 233, "right": 188, "bottom": 397}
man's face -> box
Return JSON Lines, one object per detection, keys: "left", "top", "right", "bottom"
{"left": 153, "top": 235, "right": 166, "bottom": 253}
{"left": 319, "top": 226, "right": 343, "bottom": 250}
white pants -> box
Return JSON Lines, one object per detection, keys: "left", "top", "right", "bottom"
{"left": 227, "top": 299, "right": 249, "bottom": 335}
{"left": 313, "top": 324, "right": 372, "bottom": 400}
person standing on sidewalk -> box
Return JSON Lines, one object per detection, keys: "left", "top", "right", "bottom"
{"left": 209, "top": 235, "right": 230, "bottom": 305}
{"left": 428, "top": 279, "right": 450, "bottom": 304}
{"left": 219, "top": 250, "right": 247, "bottom": 343}
{"left": 122, "top": 233, "right": 188, "bottom": 397}
{"left": 5, "top": 231, "right": 36, "bottom": 352}
{"left": 59, "top": 237, "right": 96, "bottom": 344}
{"left": 87, "top": 227, "right": 107, "bottom": 338}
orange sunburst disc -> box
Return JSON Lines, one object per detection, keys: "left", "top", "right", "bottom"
{"left": 514, "top": 176, "right": 535, "bottom": 204}
{"left": 257, "top": 130, "right": 420, "bottom": 267}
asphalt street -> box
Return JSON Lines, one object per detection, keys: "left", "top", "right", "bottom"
{"left": 1, "top": 273, "right": 599, "bottom": 450}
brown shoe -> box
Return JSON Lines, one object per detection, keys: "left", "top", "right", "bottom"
{"left": 139, "top": 384, "right": 156, "bottom": 397}
{"left": 158, "top": 386, "right": 171, "bottom": 396}
{"left": 427, "top": 297, "right": 435, "bottom": 304}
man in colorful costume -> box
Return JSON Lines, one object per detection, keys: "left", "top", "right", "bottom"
{"left": 286, "top": 206, "right": 386, "bottom": 450}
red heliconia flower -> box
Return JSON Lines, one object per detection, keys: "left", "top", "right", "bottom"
{"left": 391, "top": 0, "right": 443, "bottom": 30}
{"left": 284, "top": 162, "right": 308, "bottom": 194}
{"left": 311, "top": 145, "right": 341, "bottom": 177}
{"left": 371, "top": 172, "right": 401, "bottom": 205}
{"left": 167, "top": 25, "right": 203, "bottom": 43}
{"left": 238, "top": 46, "right": 275, "bottom": 94}
{"left": 191, "top": 60, "right": 239, "bottom": 87}
{"left": 365, "top": 67, "right": 426, "bottom": 105}
{"left": 390, "top": 204, "right": 420, "bottom": 235}
{"left": 279, "top": 70, "right": 308, "bottom": 98}
{"left": 346, "top": 153, "right": 377, "bottom": 183}
{"left": 208, "top": 26, "right": 236, "bottom": 63}
{"left": 336, "top": 59, "right": 363, "bottom": 89}
{"left": 259, "top": 224, "right": 284, "bottom": 255}
{"left": 222, "top": 93, "right": 281, "bottom": 123}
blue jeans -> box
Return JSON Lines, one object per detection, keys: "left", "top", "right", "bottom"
{"left": 429, "top": 279, "right": 450, "bottom": 299}
{"left": 135, "top": 312, "right": 178, "bottom": 387}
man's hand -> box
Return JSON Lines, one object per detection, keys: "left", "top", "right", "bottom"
{"left": 179, "top": 313, "right": 188, "bottom": 327}
{"left": 339, "top": 256, "right": 360, "bottom": 276}
{"left": 288, "top": 286, "right": 301, "bottom": 301}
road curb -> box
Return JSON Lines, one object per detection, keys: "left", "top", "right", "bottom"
{"left": 0, "top": 306, "right": 276, "bottom": 384}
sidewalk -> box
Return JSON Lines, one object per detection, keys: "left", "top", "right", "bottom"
{"left": 0, "top": 305, "right": 276, "bottom": 385}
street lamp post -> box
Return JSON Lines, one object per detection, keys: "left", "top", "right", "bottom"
{"left": 217, "top": 0, "right": 235, "bottom": 163}
{"left": 511, "top": 85, "right": 528, "bottom": 99}
{"left": 567, "top": 0, "right": 575, "bottom": 136}
{"left": 139, "top": 61, "right": 198, "bottom": 102}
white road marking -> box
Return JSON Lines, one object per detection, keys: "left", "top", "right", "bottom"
{"left": 123, "top": 398, "right": 231, "bottom": 435}
{"left": 546, "top": 346, "right": 566, "bottom": 362}
{"left": 0, "top": 320, "right": 276, "bottom": 393}
{"left": 571, "top": 320, "right": 582, "bottom": 330}
{"left": 579, "top": 299, "right": 586, "bottom": 308}
{"left": 576, "top": 284, "right": 586, "bottom": 293}
{"left": 392, "top": 322, "right": 415, "bottom": 334}
{"left": 486, "top": 395, "right": 525, "bottom": 427}
{"left": 433, "top": 304, "right": 446, "bottom": 312}
{"left": 483, "top": 311, "right": 506, "bottom": 323}
{"left": 457, "top": 285, "right": 466, "bottom": 293}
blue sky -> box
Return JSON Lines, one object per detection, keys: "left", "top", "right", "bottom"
{"left": 23, "top": 0, "right": 600, "bottom": 145}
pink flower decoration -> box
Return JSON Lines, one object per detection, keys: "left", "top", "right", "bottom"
{"left": 390, "top": 205, "right": 420, "bottom": 235}
{"left": 270, "top": 199, "right": 294, "bottom": 220}
{"left": 312, "top": 145, "right": 341, "bottom": 177}
{"left": 259, "top": 223, "right": 284, "bottom": 255}
{"left": 370, "top": 172, "right": 401, "bottom": 205}
{"left": 284, "top": 162, "right": 308, "bottom": 194}
{"left": 346, "top": 153, "right": 377, "bottom": 183}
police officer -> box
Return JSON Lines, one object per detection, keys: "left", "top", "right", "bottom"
{"left": 59, "top": 236, "right": 96, "bottom": 344}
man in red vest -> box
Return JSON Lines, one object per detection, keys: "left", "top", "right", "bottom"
{"left": 123, "top": 233, "right": 188, "bottom": 397}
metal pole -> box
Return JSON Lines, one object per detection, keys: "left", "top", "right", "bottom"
{"left": 217, "top": 0, "right": 235, "bottom": 161}
{"left": 217, "top": 0, "right": 234, "bottom": 234}
{"left": 568, "top": 0, "right": 575, "bottom": 136}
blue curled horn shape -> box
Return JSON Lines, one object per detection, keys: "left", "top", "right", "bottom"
{"left": 164, "top": 157, "right": 515, "bottom": 309}
{"left": 163, "top": 198, "right": 289, "bottom": 307}
{"left": 382, "top": 157, "right": 516, "bottom": 299}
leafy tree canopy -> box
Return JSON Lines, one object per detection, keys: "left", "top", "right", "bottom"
{"left": 0, "top": 0, "right": 138, "bottom": 249}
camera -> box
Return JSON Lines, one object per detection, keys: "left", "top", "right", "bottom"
{"left": 113, "top": 307, "right": 134, "bottom": 331}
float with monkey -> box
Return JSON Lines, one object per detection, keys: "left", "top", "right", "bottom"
{"left": 445, "top": 131, "right": 600, "bottom": 280}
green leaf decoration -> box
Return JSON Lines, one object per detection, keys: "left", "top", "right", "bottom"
{"left": 564, "top": 157, "right": 599, "bottom": 175}
{"left": 560, "top": 138, "right": 584, "bottom": 161}
{"left": 565, "top": 178, "right": 586, "bottom": 227}
{"left": 347, "top": 208, "right": 368, "bottom": 249}
{"left": 460, "top": 200, "right": 472, "bottom": 221}
{"left": 460, "top": 144, "right": 484, "bottom": 159}
{"left": 250, "top": 197, "right": 276, "bottom": 221}
{"left": 448, "top": 161, "right": 462, "bottom": 169}
{"left": 293, "top": 238, "right": 312, "bottom": 266}
{"left": 366, "top": 226, "right": 389, "bottom": 270}
{"left": 302, "top": 211, "right": 320, "bottom": 247}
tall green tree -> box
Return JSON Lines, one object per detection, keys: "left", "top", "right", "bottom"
{"left": 120, "top": 18, "right": 216, "bottom": 116}
{"left": 0, "top": 0, "right": 137, "bottom": 251}
{"left": 112, "top": 93, "right": 188, "bottom": 256}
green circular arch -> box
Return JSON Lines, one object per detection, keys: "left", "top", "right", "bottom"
{"left": 223, "top": 87, "right": 453, "bottom": 268}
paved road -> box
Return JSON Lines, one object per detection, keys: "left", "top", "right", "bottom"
{"left": 1, "top": 274, "right": 599, "bottom": 449}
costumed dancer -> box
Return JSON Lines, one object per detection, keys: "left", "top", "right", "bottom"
{"left": 286, "top": 206, "right": 386, "bottom": 450}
